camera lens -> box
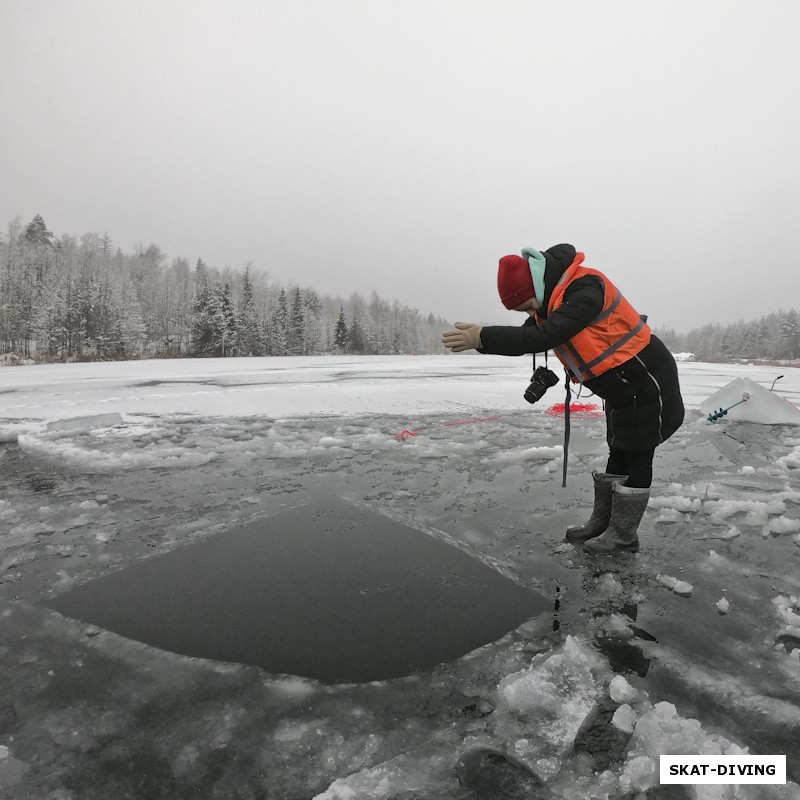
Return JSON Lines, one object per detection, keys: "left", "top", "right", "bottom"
{"left": 523, "top": 367, "right": 560, "bottom": 404}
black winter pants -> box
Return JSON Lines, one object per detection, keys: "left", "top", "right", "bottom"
{"left": 605, "top": 447, "right": 655, "bottom": 488}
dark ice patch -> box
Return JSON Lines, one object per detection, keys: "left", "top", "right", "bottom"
{"left": 573, "top": 696, "right": 631, "bottom": 770}
{"left": 25, "top": 473, "right": 57, "bottom": 493}
{"left": 455, "top": 747, "right": 546, "bottom": 799}
{"left": 47, "top": 499, "right": 548, "bottom": 683}
{"left": 776, "top": 633, "right": 800, "bottom": 652}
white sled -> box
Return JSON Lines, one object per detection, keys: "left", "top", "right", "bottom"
{"left": 700, "top": 376, "right": 800, "bottom": 425}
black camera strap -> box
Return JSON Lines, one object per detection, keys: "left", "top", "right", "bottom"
{"left": 535, "top": 351, "right": 571, "bottom": 488}
{"left": 562, "top": 371, "right": 571, "bottom": 488}
{"left": 533, "top": 351, "right": 551, "bottom": 371}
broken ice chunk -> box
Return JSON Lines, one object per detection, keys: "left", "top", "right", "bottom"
{"left": 495, "top": 636, "right": 604, "bottom": 780}
{"left": 612, "top": 703, "right": 636, "bottom": 734}
{"left": 609, "top": 675, "right": 640, "bottom": 704}
{"left": 656, "top": 574, "right": 693, "bottom": 597}
{"left": 619, "top": 755, "right": 657, "bottom": 793}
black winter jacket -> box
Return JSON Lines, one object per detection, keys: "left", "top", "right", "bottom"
{"left": 479, "top": 244, "right": 684, "bottom": 452}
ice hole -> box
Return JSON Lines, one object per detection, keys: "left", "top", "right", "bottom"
{"left": 47, "top": 499, "right": 548, "bottom": 683}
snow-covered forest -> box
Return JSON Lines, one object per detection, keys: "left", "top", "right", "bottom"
{"left": 4, "top": 215, "right": 800, "bottom": 367}
{"left": 0, "top": 215, "right": 450, "bottom": 362}
{"left": 655, "top": 311, "right": 800, "bottom": 363}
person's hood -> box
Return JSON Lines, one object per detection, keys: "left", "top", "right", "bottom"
{"left": 541, "top": 243, "right": 578, "bottom": 314}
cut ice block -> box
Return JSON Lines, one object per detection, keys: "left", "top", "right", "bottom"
{"left": 700, "top": 377, "right": 800, "bottom": 425}
{"left": 46, "top": 412, "right": 124, "bottom": 432}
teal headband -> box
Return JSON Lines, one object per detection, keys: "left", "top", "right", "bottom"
{"left": 521, "top": 247, "right": 546, "bottom": 305}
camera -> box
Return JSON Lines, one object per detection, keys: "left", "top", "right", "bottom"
{"left": 524, "top": 366, "right": 560, "bottom": 404}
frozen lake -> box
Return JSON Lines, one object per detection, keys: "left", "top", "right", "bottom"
{"left": 1, "top": 354, "right": 800, "bottom": 799}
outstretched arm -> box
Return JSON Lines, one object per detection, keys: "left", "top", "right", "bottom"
{"left": 480, "top": 278, "right": 604, "bottom": 356}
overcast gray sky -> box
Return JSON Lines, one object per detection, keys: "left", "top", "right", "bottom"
{"left": 2, "top": 0, "right": 799, "bottom": 332}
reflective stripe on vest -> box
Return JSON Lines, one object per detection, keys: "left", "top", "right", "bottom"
{"left": 546, "top": 255, "right": 651, "bottom": 383}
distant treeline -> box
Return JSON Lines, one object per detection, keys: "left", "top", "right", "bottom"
{"left": 654, "top": 310, "right": 800, "bottom": 362}
{"left": 1, "top": 215, "right": 450, "bottom": 362}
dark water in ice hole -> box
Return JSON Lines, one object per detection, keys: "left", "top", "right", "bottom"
{"left": 48, "top": 499, "right": 550, "bottom": 683}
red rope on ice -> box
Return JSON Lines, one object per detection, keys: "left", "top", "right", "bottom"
{"left": 392, "top": 406, "right": 603, "bottom": 443}
{"left": 545, "top": 402, "right": 603, "bottom": 418}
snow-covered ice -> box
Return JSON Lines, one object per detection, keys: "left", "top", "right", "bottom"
{"left": 1, "top": 354, "right": 800, "bottom": 798}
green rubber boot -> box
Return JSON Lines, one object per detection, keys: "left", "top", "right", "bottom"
{"left": 565, "top": 472, "right": 628, "bottom": 543}
{"left": 583, "top": 484, "right": 650, "bottom": 554}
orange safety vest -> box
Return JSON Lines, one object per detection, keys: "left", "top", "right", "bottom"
{"left": 538, "top": 253, "right": 651, "bottom": 383}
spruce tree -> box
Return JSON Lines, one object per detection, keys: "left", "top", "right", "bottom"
{"left": 287, "top": 286, "right": 305, "bottom": 354}
{"left": 334, "top": 306, "right": 349, "bottom": 351}
{"left": 348, "top": 313, "right": 365, "bottom": 353}
{"left": 216, "top": 282, "right": 236, "bottom": 356}
{"left": 272, "top": 288, "right": 288, "bottom": 355}
{"left": 24, "top": 214, "right": 54, "bottom": 246}
{"left": 191, "top": 261, "right": 217, "bottom": 356}
{"left": 236, "top": 267, "right": 261, "bottom": 356}
{"left": 262, "top": 306, "right": 279, "bottom": 356}
{"left": 778, "top": 310, "right": 799, "bottom": 359}
{"left": 302, "top": 288, "right": 322, "bottom": 355}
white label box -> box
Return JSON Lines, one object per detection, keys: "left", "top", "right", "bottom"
{"left": 660, "top": 755, "right": 786, "bottom": 784}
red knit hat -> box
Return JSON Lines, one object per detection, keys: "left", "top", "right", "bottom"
{"left": 497, "top": 254, "right": 534, "bottom": 309}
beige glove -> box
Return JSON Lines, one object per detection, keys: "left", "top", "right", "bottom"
{"left": 442, "top": 322, "right": 483, "bottom": 352}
